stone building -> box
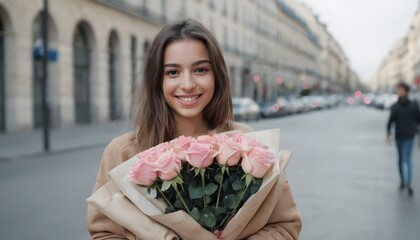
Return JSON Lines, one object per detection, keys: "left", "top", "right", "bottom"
{"left": 0, "top": 0, "right": 357, "bottom": 132}
{"left": 370, "top": 3, "right": 420, "bottom": 92}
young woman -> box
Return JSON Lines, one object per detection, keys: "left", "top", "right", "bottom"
{"left": 87, "top": 19, "right": 301, "bottom": 239}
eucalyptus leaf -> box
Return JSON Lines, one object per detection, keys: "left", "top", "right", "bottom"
{"left": 204, "top": 183, "right": 218, "bottom": 196}
{"left": 174, "top": 199, "right": 183, "bottom": 209}
{"left": 223, "top": 179, "right": 230, "bottom": 192}
{"left": 215, "top": 172, "right": 223, "bottom": 184}
{"left": 164, "top": 207, "right": 176, "bottom": 214}
{"left": 250, "top": 183, "right": 260, "bottom": 195}
{"left": 214, "top": 207, "right": 226, "bottom": 215}
{"left": 191, "top": 207, "right": 201, "bottom": 221}
{"left": 188, "top": 182, "right": 205, "bottom": 199}
{"left": 200, "top": 209, "right": 217, "bottom": 228}
{"left": 232, "top": 178, "right": 243, "bottom": 191}
{"left": 223, "top": 194, "right": 237, "bottom": 210}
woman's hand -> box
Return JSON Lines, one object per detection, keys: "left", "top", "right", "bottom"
{"left": 214, "top": 230, "right": 223, "bottom": 240}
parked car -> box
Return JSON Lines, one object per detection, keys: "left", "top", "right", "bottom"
{"left": 259, "top": 101, "right": 288, "bottom": 118}
{"left": 232, "top": 97, "right": 260, "bottom": 121}
{"left": 373, "top": 94, "right": 397, "bottom": 110}
{"left": 307, "top": 96, "right": 328, "bottom": 110}
{"left": 276, "top": 97, "right": 290, "bottom": 114}
{"left": 286, "top": 97, "right": 305, "bottom": 114}
{"left": 327, "top": 94, "right": 340, "bottom": 108}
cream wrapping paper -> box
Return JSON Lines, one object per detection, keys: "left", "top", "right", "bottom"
{"left": 87, "top": 128, "right": 291, "bottom": 240}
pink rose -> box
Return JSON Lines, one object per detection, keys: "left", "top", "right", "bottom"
{"left": 170, "top": 136, "right": 195, "bottom": 160}
{"left": 129, "top": 150, "right": 159, "bottom": 186}
{"left": 185, "top": 136, "right": 219, "bottom": 168}
{"left": 240, "top": 135, "right": 265, "bottom": 154}
{"left": 154, "top": 149, "right": 182, "bottom": 180}
{"left": 241, "top": 146, "right": 276, "bottom": 178}
{"left": 215, "top": 133, "right": 243, "bottom": 166}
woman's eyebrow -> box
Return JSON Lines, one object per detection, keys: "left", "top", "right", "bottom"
{"left": 163, "top": 59, "right": 211, "bottom": 68}
{"left": 192, "top": 60, "right": 211, "bottom": 66}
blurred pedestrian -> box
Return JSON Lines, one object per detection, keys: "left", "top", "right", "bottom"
{"left": 387, "top": 82, "right": 420, "bottom": 196}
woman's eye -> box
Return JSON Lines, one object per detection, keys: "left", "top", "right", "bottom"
{"left": 167, "top": 70, "right": 178, "bottom": 75}
{"left": 195, "top": 68, "right": 207, "bottom": 73}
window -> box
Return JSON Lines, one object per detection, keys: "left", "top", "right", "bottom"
{"left": 130, "top": 36, "right": 137, "bottom": 109}
{"left": 108, "top": 30, "right": 119, "bottom": 121}
{"left": 73, "top": 23, "right": 91, "bottom": 124}
{"left": 0, "top": 17, "right": 4, "bottom": 132}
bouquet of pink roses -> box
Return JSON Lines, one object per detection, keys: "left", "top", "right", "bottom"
{"left": 128, "top": 132, "right": 276, "bottom": 232}
{"left": 88, "top": 128, "right": 291, "bottom": 240}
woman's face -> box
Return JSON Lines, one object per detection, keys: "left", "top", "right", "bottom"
{"left": 162, "top": 39, "right": 215, "bottom": 122}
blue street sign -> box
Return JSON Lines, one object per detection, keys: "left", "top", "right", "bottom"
{"left": 33, "top": 47, "right": 59, "bottom": 62}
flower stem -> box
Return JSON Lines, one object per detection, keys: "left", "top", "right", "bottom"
{"left": 232, "top": 175, "right": 253, "bottom": 214}
{"left": 156, "top": 185, "right": 174, "bottom": 208}
{"left": 174, "top": 185, "right": 192, "bottom": 215}
{"left": 201, "top": 169, "right": 207, "bottom": 208}
{"left": 215, "top": 166, "right": 225, "bottom": 209}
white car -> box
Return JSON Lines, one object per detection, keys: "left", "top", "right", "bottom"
{"left": 232, "top": 98, "right": 260, "bottom": 121}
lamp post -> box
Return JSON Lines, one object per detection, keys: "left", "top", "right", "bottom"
{"left": 42, "top": 0, "right": 50, "bottom": 151}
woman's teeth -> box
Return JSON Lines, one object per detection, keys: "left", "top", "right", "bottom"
{"left": 177, "top": 95, "right": 200, "bottom": 102}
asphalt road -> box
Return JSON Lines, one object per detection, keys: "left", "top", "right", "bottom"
{"left": 0, "top": 106, "right": 419, "bottom": 240}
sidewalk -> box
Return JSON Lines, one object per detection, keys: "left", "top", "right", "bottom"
{"left": 0, "top": 121, "right": 132, "bottom": 160}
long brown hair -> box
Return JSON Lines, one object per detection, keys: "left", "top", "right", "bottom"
{"left": 132, "top": 19, "right": 234, "bottom": 150}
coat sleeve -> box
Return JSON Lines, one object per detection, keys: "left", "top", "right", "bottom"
{"left": 387, "top": 105, "right": 396, "bottom": 135}
{"left": 87, "top": 136, "right": 139, "bottom": 240}
{"left": 245, "top": 175, "right": 302, "bottom": 240}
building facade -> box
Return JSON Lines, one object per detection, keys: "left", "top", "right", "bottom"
{"left": 370, "top": 4, "right": 420, "bottom": 92}
{"left": 0, "top": 0, "right": 357, "bottom": 132}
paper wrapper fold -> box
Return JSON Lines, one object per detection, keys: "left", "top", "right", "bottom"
{"left": 87, "top": 128, "right": 291, "bottom": 240}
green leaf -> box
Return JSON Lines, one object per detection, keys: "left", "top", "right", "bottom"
{"left": 174, "top": 199, "right": 183, "bottom": 209}
{"left": 250, "top": 183, "right": 260, "bottom": 195}
{"left": 191, "top": 207, "right": 201, "bottom": 221}
{"left": 223, "top": 194, "right": 237, "bottom": 210}
{"left": 165, "top": 207, "right": 176, "bottom": 214}
{"left": 188, "top": 182, "right": 205, "bottom": 199}
{"left": 204, "top": 183, "right": 218, "bottom": 196}
{"left": 232, "top": 178, "right": 243, "bottom": 191}
{"left": 223, "top": 179, "right": 230, "bottom": 192}
{"left": 214, "top": 207, "right": 226, "bottom": 215}
{"left": 161, "top": 181, "right": 171, "bottom": 192}
{"left": 215, "top": 172, "right": 223, "bottom": 184}
{"left": 200, "top": 209, "right": 217, "bottom": 228}
{"left": 254, "top": 178, "right": 263, "bottom": 186}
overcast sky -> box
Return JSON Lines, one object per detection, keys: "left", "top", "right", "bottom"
{"left": 299, "top": 0, "right": 419, "bottom": 83}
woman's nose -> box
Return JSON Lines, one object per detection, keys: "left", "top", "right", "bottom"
{"left": 180, "top": 73, "right": 196, "bottom": 91}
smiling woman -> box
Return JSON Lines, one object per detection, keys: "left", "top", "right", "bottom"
{"left": 87, "top": 19, "right": 301, "bottom": 240}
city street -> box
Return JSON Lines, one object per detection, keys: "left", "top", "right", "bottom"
{"left": 0, "top": 106, "right": 419, "bottom": 240}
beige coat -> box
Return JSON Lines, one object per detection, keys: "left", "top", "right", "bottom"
{"left": 87, "top": 124, "right": 302, "bottom": 239}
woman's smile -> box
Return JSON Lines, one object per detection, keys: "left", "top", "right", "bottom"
{"left": 175, "top": 94, "right": 203, "bottom": 105}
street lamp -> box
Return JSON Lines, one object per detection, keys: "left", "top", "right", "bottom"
{"left": 42, "top": 0, "right": 50, "bottom": 151}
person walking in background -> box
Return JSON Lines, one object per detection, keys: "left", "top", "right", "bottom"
{"left": 387, "top": 82, "right": 420, "bottom": 196}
